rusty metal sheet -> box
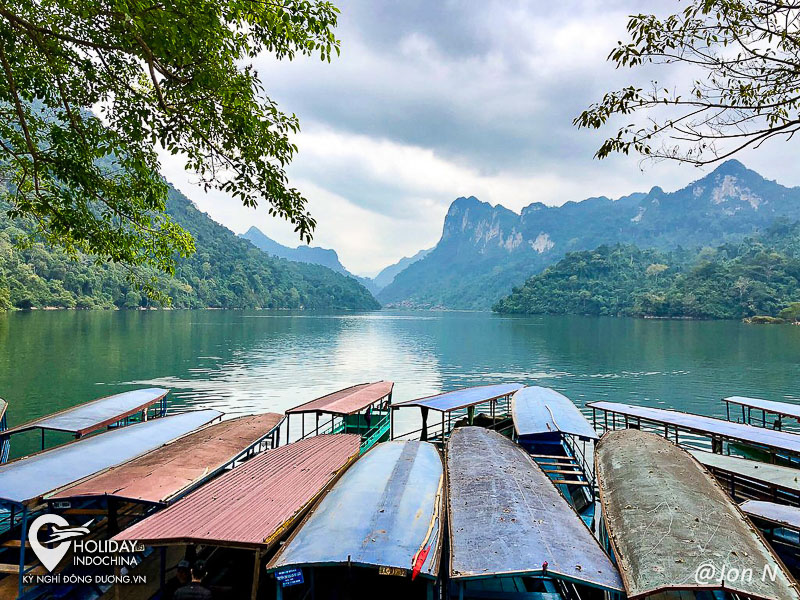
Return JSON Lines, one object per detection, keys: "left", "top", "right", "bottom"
{"left": 596, "top": 429, "right": 800, "bottom": 600}
{"left": 0, "top": 409, "right": 222, "bottom": 505}
{"left": 393, "top": 384, "right": 523, "bottom": 413}
{"left": 286, "top": 381, "right": 394, "bottom": 416}
{"left": 742, "top": 500, "right": 800, "bottom": 531}
{"left": 49, "top": 413, "right": 283, "bottom": 505}
{"left": 3, "top": 388, "right": 169, "bottom": 437}
{"left": 268, "top": 440, "right": 444, "bottom": 580}
{"left": 589, "top": 401, "right": 800, "bottom": 455}
{"left": 512, "top": 386, "right": 597, "bottom": 441}
{"left": 113, "top": 434, "right": 361, "bottom": 549}
{"left": 447, "top": 427, "right": 623, "bottom": 592}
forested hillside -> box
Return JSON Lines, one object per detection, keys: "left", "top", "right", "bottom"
{"left": 493, "top": 221, "right": 800, "bottom": 320}
{"left": 380, "top": 161, "right": 800, "bottom": 309}
{"left": 0, "top": 187, "right": 380, "bottom": 311}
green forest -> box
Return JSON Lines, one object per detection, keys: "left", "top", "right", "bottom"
{"left": 0, "top": 187, "right": 380, "bottom": 311}
{"left": 494, "top": 220, "right": 800, "bottom": 320}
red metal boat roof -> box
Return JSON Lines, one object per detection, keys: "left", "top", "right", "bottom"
{"left": 286, "top": 382, "right": 394, "bottom": 416}
{"left": 114, "top": 434, "right": 361, "bottom": 549}
{"left": 50, "top": 413, "right": 284, "bottom": 505}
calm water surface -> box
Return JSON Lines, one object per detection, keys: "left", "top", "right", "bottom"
{"left": 0, "top": 310, "right": 798, "bottom": 456}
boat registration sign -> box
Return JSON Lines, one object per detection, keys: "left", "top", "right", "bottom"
{"left": 378, "top": 566, "right": 407, "bottom": 577}
{"left": 275, "top": 567, "right": 304, "bottom": 587}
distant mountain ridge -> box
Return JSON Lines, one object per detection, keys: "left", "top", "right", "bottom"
{"left": 241, "top": 227, "right": 431, "bottom": 294}
{"left": 241, "top": 226, "right": 381, "bottom": 294}
{"left": 377, "top": 160, "right": 800, "bottom": 309}
{"left": 373, "top": 248, "right": 432, "bottom": 289}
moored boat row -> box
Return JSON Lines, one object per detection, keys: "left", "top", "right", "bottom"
{"left": 2, "top": 383, "right": 800, "bottom": 599}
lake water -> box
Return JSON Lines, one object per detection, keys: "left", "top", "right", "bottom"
{"left": 1, "top": 309, "right": 799, "bottom": 457}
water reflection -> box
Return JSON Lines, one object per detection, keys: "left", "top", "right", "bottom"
{"left": 0, "top": 310, "right": 798, "bottom": 457}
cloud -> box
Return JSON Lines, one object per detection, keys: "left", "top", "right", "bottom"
{"left": 158, "top": 0, "right": 800, "bottom": 275}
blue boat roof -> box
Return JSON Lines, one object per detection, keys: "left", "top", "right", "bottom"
{"left": 741, "top": 500, "right": 800, "bottom": 530}
{"left": 588, "top": 401, "right": 800, "bottom": 455}
{"left": 0, "top": 409, "right": 222, "bottom": 505}
{"left": 268, "top": 440, "right": 444, "bottom": 579}
{"left": 392, "top": 383, "right": 523, "bottom": 412}
{"left": 724, "top": 395, "right": 800, "bottom": 419}
{"left": 512, "top": 386, "right": 597, "bottom": 441}
{"left": 3, "top": 388, "right": 169, "bottom": 437}
{"left": 446, "top": 427, "right": 623, "bottom": 591}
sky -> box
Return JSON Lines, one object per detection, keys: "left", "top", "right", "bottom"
{"left": 159, "top": 1, "right": 800, "bottom": 277}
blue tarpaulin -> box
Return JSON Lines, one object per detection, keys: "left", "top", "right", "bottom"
{"left": 512, "top": 386, "right": 597, "bottom": 441}
{"left": 392, "top": 383, "right": 522, "bottom": 412}
{"left": 0, "top": 409, "right": 222, "bottom": 505}
{"left": 268, "top": 440, "right": 444, "bottom": 579}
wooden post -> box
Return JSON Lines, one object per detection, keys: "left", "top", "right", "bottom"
{"left": 421, "top": 407, "right": 429, "bottom": 441}
{"left": 467, "top": 405, "right": 475, "bottom": 426}
{"left": 316, "top": 412, "right": 319, "bottom": 437}
{"left": 251, "top": 549, "right": 263, "bottom": 600}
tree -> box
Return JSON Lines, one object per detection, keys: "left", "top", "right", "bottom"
{"left": 0, "top": 0, "right": 339, "bottom": 291}
{"left": 779, "top": 302, "right": 800, "bottom": 322}
{"left": 575, "top": 1, "right": 800, "bottom": 165}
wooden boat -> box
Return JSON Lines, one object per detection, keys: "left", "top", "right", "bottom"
{"left": 285, "top": 381, "right": 393, "bottom": 453}
{"left": 741, "top": 500, "right": 800, "bottom": 576}
{"left": 447, "top": 427, "right": 624, "bottom": 600}
{"left": 511, "top": 386, "right": 597, "bottom": 527}
{"left": 391, "top": 383, "right": 523, "bottom": 445}
{"left": 596, "top": 428, "right": 800, "bottom": 600}
{"left": 267, "top": 440, "right": 445, "bottom": 600}
{"left": 115, "top": 434, "right": 361, "bottom": 600}
{"left": 0, "top": 387, "right": 170, "bottom": 461}
{"left": 0, "top": 409, "right": 223, "bottom": 599}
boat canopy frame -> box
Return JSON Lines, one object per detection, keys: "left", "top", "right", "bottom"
{"left": 286, "top": 381, "right": 394, "bottom": 453}
{"left": 589, "top": 400, "right": 800, "bottom": 462}
{"left": 0, "top": 387, "right": 170, "bottom": 459}
{"left": 691, "top": 450, "right": 800, "bottom": 507}
{"left": 724, "top": 395, "right": 800, "bottom": 432}
{"left": 390, "top": 383, "right": 523, "bottom": 446}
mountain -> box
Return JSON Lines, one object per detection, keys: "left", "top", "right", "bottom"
{"left": 240, "top": 226, "right": 380, "bottom": 295}
{"left": 372, "top": 248, "right": 432, "bottom": 290}
{"left": 0, "top": 187, "right": 380, "bottom": 311}
{"left": 378, "top": 160, "right": 800, "bottom": 309}
{"left": 493, "top": 220, "right": 800, "bottom": 319}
